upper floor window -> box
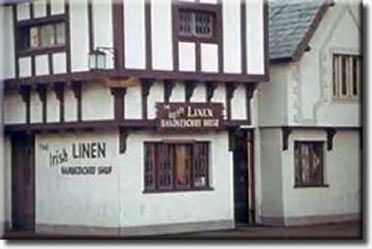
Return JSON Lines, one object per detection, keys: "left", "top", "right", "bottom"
{"left": 333, "top": 54, "right": 361, "bottom": 99}
{"left": 176, "top": 2, "right": 219, "bottom": 43}
{"left": 179, "top": 10, "right": 214, "bottom": 39}
{"left": 19, "top": 22, "right": 65, "bottom": 51}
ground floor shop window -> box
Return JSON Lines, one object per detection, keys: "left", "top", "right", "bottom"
{"left": 144, "top": 141, "right": 210, "bottom": 192}
{"left": 294, "top": 141, "right": 326, "bottom": 187}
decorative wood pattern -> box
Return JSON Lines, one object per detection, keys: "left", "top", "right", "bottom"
{"left": 206, "top": 81, "right": 217, "bottom": 102}
{"left": 226, "top": 83, "right": 238, "bottom": 120}
{"left": 185, "top": 81, "right": 196, "bottom": 102}
{"left": 164, "top": 80, "right": 175, "bottom": 103}
{"left": 36, "top": 84, "right": 47, "bottom": 123}
{"left": 141, "top": 79, "right": 154, "bottom": 119}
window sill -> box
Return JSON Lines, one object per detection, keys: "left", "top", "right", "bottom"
{"left": 294, "top": 184, "right": 329, "bottom": 189}
{"left": 17, "top": 46, "right": 66, "bottom": 57}
{"left": 143, "top": 187, "right": 214, "bottom": 194}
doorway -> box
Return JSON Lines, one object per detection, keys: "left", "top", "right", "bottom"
{"left": 11, "top": 133, "right": 35, "bottom": 231}
{"left": 233, "top": 129, "right": 255, "bottom": 224}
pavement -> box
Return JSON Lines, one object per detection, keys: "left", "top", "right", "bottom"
{"left": 1, "top": 221, "right": 363, "bottom": 240}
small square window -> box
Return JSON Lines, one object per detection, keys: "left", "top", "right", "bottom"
{"left": 294, "top": 141, "right": 325, "bottom": 187}
{"left": 178, "top": 9, "right": 216, "bottom": 41}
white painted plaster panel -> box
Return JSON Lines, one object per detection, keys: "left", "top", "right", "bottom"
{"left": 259, "top": 129, "right": 284, "bottom": 217}
{"left": 69, "top": 0, "right": 90, "bottom": 72}
{"left": 33, "top": 0, "right": 47, "bottom": 19}
{"left": 35, "top": 132, "right": 120, "bottom": 227}
{"left": 18, "top": 57, "right": 32, "bottom": 78}
{"left": 3, "top": 90, "right": 26, "bottom": 124}
{"left": 169, "top": 81, "right": 185, "bottom": 102}
{"left": 120, "top": 131, "right": 233, "bottom": 227}
{"left": 53, "top": 52, "right": 67, "bottom": 74}
{"left": 30, "top": 91, "right": 43, "bottom": 123}
{"left": 46, "top": 86, "right": 60, "bottom": 123}
{"left": 64, "top": 87, "right": 78, "bottom": 122}
{"left": 124, "top": 0, "right": 146, "bottom": 69}
{"left": 190, "top": 83, "right": 206, "bottom": 102}
{"left": 82, "top": 82, "right": 114, "bottom": 121}
{"left": 178, "top": 42, "right": 195, "bottom": 72}
{"left": 201, "top": 44, "right": 218, "bottom": 73}
{"left": 222, "top": 0, "right": 241, "bottom": 74}
{"left": 282, "top": 130, "right": 360, "bottom": 219}
{"left": 93, "top": 0, "right": 114, "bottom": 69}
{"left": 1, "top": 6, "right": 15, "bottom": 79}
{"left": 258, "top": 64, "right": 290, "bottom": 126}
{"left": 147, "top": 81, "right": 164, "bottom": 119}
{"left": 151, "top": 0, "right": 173, "bottom": 70}
{"left": 211, "top": 83, "right": 227, "bottom": 120}
{"left": 35, "top": 55, "right": 49, "bottom": 76}
{"left": 17, "top": 3, "right": 31, "bottom": 21}
{"left": 231, "top": 83, "right": 247, "bottom": 120}
{"left": 51, "top": 0, "right": 65, "bottom": 15}
{"left": 246, "top": 0, "right": 265, "bottom": 75}
{"left": 124, "top": 85, "right": 142, "bottom": 119}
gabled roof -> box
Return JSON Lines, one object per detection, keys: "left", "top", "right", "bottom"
{"left": 269, "top": 0, "right": 332, "bottom": 62}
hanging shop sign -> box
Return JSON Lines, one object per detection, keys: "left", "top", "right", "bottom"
{"left": 156, "top": 102, "right": 224, "bottom": 131}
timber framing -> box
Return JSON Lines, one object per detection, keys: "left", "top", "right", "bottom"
{"left": 4, "top": 120, "right": 253, "bottom": 134}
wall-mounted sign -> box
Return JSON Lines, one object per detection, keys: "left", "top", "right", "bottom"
{"left": 156, "top": 102, "right": 224, "bottom": 131}
{"left": 40, "top": 142, "right": 112, "bottom": 176}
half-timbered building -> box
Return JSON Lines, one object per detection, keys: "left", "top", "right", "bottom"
{"left": 0, "top": 0, "right": 268, "bottom": 236}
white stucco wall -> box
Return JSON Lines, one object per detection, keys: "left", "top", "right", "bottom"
{"left": 82, "top": 82, "right": 114, "bottom": 121}
{"left": 35, "top": 131, "right": 120, "bottom": 228}
{"left": 258, "top": 64, "right": 290, "bottom": 126}
{"left": 282, "top": 129, "right": 360, "bottom": 223}
{"left": 119, "top": 131, "right": 234, "bottom": 227}
{"left": 34, "top": 130, "right": 234, "bottom": 230}
{"left": 124, "top": 0, "right": 146, "bottom": 69}
{"left": 259, "top": 129, "right": 284, "bottom": 219}
{"left": 287, "top": 2, "right": 361, "bottom": 127}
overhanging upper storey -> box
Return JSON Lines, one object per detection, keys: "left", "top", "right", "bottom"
{"left": 2, "top": 0, "right": 269, "bottom": 88}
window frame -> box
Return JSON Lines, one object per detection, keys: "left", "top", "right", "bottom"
{"left": 15, "top": 14, "right": 67, "bottom": 57}
{"left": 293, "top": 141, "right": 328, "bottom": 188}
{"left": 175, "top": 2, "right": 220, "bottom": 44}
{"left": 143, "top": 140, "right": 213, "bottom": 193}
{"left": 332, "top": 53, "right": 361, "bottom": 100}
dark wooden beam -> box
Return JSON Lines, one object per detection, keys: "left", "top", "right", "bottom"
{"left": 71, "top": 81, "right": 82, "bottom": 122}
{"left": 111, "top": 88, "right": 127, "bottom": 121}
{"left": 141, "top": 79, "right": 154, "bottom": 119}
{"left": 119, "top": 128, "right": 129, "bottom": 154}
{"left": 225, "top": 82, "right": 238, "bottom": 120}
{"left": 282, "top": 127, "right": 293, "bottom": 151}
{"left": 164, "top": 80, "right": 175, "bottom": 103}
{"left": 185, "top": 81, "right": 197, "bottom": 102}
{"left": 36, "top": 84, "right": 47, "bottom": 123}
{"left": 53, "top": 82, "right": 65, "bottom": 123}
{"left": 18, "top": 85, "right": 31, "bottom": 124}
{"left": 326, "top": 128, "right": 337, "bottom": 151}
{"left": 206, "top": 81, "right": 217, "bottom": 102}
{"left": 112, "top": 1, "right": 125, "bottom": 71}
{"left": 245, "top": 83, "right": 257, "bottom": 125}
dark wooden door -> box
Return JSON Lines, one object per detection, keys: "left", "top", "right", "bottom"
{"left": 11, "top": 133, "right": 35, "bottom": 231}
{"left": 233, "top": 130, "right": 255, "bottom": 224}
